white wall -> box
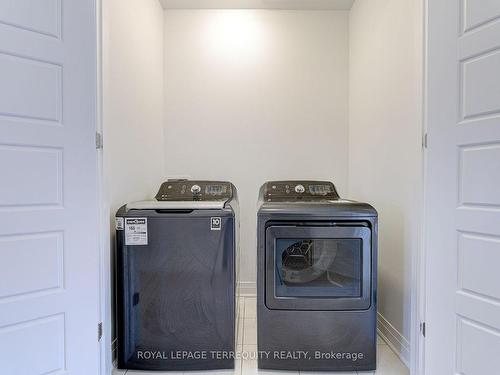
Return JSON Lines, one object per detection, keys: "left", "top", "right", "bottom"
{"left": 348, "top": 0, "right": 422, "bottom": 365}
{"left": 163, "top": 9, "right": 349, "bottom": 290}
{"left": 103, "top": 0, "right": 165, "bottom": 212}
{"left": 102, "top": 0, "right": 165, "bottom": 366}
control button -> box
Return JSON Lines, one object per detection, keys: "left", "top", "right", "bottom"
{"left": 191, "top": 184, "right": 202, "bottom": 194}
{"left": 295, "top": 184, "right": 305, "bottom": 193}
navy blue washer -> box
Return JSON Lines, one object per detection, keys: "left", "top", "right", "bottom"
{"left": 116, "top": 180, "right": 239, "bottom": 371}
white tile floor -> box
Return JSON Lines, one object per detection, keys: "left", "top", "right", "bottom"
{"left": 114, "top": 297, "right": 409, "bottom": 375}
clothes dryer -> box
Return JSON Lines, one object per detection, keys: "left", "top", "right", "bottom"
{"left": 257, "top": 181, "right": 377, "bottom": 372}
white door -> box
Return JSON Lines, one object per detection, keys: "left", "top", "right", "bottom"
{"left": 425, "top": 0, "right": 500, "bottom": 374}
{"left": 0, "top": 1, "right": 100, "bottom": 374}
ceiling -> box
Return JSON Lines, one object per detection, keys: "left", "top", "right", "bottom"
{"left": 160, "top": 0, "right": 355, "bottom": 10}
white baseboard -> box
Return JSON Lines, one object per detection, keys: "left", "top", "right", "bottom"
{"left": 377, "top": 312, "right": 410, "bottom": 368}
{"left": 239, "top": 281, "right": 256, "bottom": 297}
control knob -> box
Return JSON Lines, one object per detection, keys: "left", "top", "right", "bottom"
{"left": 191, "top": 184, "right": 202, "bottom": 194}
{"left": 295, "top": 184, "right": 305, "bottom": 193}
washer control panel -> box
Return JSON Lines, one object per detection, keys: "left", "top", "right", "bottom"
{"left": 156, "top": 180, "right": 233, "bottom": 201}
{"left": 263, "top": 181, "right": 339, "bottom": 201}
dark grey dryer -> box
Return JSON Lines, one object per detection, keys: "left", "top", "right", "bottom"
{"left": 257, "top": 181, "right": 377, "bottom": 372}
{"left": 116, "top": 180, "right": 239, "bottom": 371}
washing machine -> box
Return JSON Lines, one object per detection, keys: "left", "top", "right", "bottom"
{"left": 257, "top": 181, "right": 377, "bottom": 372}
{"left": 115, "top": 180, "right": 239, "bottom": 371}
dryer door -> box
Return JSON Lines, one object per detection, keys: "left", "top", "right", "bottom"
{"left": 265, "top": 225, "right": 372, "bottom": 310}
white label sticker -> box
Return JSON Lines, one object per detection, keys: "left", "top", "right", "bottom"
{"left": 211, "top": 217, "right": 222, "bottom": 231}
{"left": 115, "top": 217, "right": 124, "bottom": 230}
{"left": 125, "top": 218, "right": 148, "bottom": 245}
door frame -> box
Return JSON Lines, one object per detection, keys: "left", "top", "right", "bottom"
{"left": 95, "top": 0, "right": 112, "bottom": 374}
{"left": 411, "top": 0, "right": 427, "bottom": 374}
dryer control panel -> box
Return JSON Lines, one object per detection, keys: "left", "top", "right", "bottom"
{"left": 263, "top": 181, "right": 339, "bottom": 202}
{"left": 155, "top": 180, "right": 233, "bottom": 201}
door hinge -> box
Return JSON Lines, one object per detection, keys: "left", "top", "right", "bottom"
{"left": 422, "top": 132, "right": 428, "bottom": 149}
{"left": 98, "top": 322, "right": 103, "bottom": 341}
{"left": 420, "top": 322, "right": 426, "bottom": 337}
{"left": 96, "top": 132, "right": 103, "bottom": 149}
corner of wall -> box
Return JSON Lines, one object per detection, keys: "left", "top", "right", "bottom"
{"left": 161, "top": 5, "right": 167, "bottom": 180}
{"left": 377, "top": 312, "right": 411, "bottom": 367}
{"left": 101, "top": 0, "right": 167, "bottom": 372}
{"left": 347, "top": 1, "right": 422, "bottom": 370}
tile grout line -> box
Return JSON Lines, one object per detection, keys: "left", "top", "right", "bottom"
{"left": 241, "top": 297, "right": 246, "bottom": 347}
{"left": 240, "top": 297, "right": 246, "bottom": 374}
{"left": 243, "top": 296, "right": 256, "bottom": 320}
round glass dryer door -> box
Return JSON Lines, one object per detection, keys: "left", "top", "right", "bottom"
{"left": 265, "top": 225, "right": 372, "bottom": 311}
{"left": 277, "top": 238, "right": 362, "bottom": 298}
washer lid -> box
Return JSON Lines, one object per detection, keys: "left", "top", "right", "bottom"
{"left": 126, "top": 200, "right": 226, "bottom": 210}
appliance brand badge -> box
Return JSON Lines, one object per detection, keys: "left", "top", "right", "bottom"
{"left": 127, "top": 218, "right": 146, "bottom": 225}
{"left": 210, "top": 217, "right": 222, "bottom": 231}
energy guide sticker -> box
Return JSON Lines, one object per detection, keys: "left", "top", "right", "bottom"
{"left": 125, "top": 218, "right": 148, "bottom": 245}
